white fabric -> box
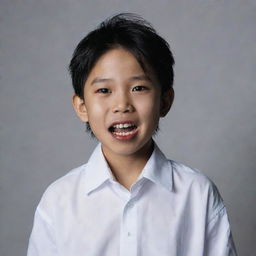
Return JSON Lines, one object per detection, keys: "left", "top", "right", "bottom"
{"left": 28, "top": 143, "right": 237, "bottom": 256}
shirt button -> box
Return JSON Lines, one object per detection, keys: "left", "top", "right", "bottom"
{"left": 127, "top": 232, "right": 131, "bottom": 236}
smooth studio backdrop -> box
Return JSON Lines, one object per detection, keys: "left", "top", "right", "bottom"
{"left": 0, "top": 0, "right": 255, "bottom": 255}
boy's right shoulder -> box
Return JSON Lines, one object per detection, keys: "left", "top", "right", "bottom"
{"left": 50, "top": 163, "right": 87, "bottom": 188}
{"left": 38, "top": 163, "right": 88, "bottom": 208}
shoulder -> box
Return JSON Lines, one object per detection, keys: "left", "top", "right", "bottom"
{"left": 170, "top": 160, "right": 216, "bottom": 190}
{"left": 169, "top": 160, "right": 225, "bottom": 217}
{"left": 47, "top": 163, "right": 87, "bottom": 193}
{"left": 36, "top": 163, "right": 88, "bottom": 213}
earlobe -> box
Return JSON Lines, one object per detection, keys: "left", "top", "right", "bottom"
{"left": 160, "top": 88, "right": 175, "bottom": 117}
{"left": 72, "top": 94, "right": 89, "bottom": 122}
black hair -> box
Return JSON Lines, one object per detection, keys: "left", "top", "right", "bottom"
{"left": 69, "top": 13, "right": 175, "bottom": 136}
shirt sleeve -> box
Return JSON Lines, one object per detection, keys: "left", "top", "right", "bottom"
{"left": 27, "top": 207, "right": 58, "bottom": 256}
{"left": 205, "top": 197, "right": 237, "bottom": 255}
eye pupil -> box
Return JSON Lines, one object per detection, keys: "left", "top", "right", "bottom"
{"left": 133, "top": 86, "right": 146, "bottom": 91}
{"left": 98, "top": 88, "right": 110, "bottom": 93}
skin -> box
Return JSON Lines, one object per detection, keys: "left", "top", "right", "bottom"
{"left": 72, "top": 47, "right": 174, "bottom": 190}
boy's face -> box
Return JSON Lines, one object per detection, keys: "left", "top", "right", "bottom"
{"left": 73, "top": 48, "right": 173, "bottom": 158}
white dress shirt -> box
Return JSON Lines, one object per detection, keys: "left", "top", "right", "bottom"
{"left": 28, "top": 143, "right": 237, "bottom": 256}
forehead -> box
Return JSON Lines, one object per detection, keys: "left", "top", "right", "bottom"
{"left": 85, "top": 47, "right": 158, "bottom": 86}
{"left": 92, "top": 48, "right": 143, "bottom": 74}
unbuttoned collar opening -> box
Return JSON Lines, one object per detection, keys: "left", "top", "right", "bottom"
{"left": 83, "top": 142, "right": 173, "bottom": 195}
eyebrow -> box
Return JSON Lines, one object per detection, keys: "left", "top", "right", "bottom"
{"left": 128, "top": 75, "right": 151, "bottom": 82}
{"left": 90, "top": 77, "right": 113, "bottom": 85}
{"left": 90, "top": 75, "right": 151, "bottom": 86}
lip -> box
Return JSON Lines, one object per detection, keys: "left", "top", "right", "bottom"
{"left": 111, "top": 127, "right": 138, "bottom": 141}
{"left": 108, "top": 120, "right": 138, "bottom": 141}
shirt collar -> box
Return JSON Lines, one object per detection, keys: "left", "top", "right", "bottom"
{"left": 83, "top": 143, "right": 115, "bottom": 195}
{"left": 138, "top": 142, "right": 173, "bottom": 192}
{"left": 83, "top": 142, "right": 173, "bottom": 195}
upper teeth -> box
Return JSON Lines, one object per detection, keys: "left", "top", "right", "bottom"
{"left": 113, "top": 123, "right": 133, "bottom": 129}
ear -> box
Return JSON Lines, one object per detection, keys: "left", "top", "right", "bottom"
{"left": 72, "top": 94, "right": 89, "bottom": 122}
{"left": 160, "top": 88, "right": 175, "bottom": 117}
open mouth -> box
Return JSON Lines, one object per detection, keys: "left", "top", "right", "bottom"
{"left": 108, "top": 122, "right": 138, "bottom": 137}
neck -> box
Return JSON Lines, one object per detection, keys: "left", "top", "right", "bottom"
{"left": 102, "top": 140, "right": 154, "bottom": 190}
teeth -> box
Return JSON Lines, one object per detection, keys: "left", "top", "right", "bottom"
{"left": 113, "top": 131, "right": 135, "bottom": 136}
{"left": 113, "top": 123, "right": 133, "bottom": 129}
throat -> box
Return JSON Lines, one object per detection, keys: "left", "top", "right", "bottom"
{"left": 109, "top": 159, "right": 144, "bottom": 190}
{"left": 102, "top": 140, "right": 154, "bottom": 190}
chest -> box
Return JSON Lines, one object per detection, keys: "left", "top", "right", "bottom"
{"left": 54, "top": 183, "right": 207, "bottom": 256}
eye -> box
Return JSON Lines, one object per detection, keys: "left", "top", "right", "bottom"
{"left": 96, "top": 88, "right": 111, "bottom": 94}
{"left": 132, "top": 85, "right": 148, "bottom": 92}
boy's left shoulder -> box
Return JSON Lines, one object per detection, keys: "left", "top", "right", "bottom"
{"left": 170, "top": 159, "right": 216, "bottom": 188}
{"left": 169, "top": 159, "right": 224, "bottom": 209}
{"left": 155, "top": 144, "right": 220, "bottom": 196}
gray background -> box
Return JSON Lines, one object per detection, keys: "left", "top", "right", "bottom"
{"left": 0, "top": 0, "right": 255, "bottom": 255}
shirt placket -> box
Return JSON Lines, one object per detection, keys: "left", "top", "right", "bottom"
{"left": 119, "top": 180, "right": 145, "bottom": 256}
{"left": 110, "top": 179, "right": 145, "bottom": 256}
{"left": 120, "top": 198, "right": 138, "bottom": 256}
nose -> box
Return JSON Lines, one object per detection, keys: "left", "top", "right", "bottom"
{"left": 112, "top": 92, "right": 134, "bottom": 113}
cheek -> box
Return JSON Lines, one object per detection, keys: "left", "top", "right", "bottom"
{"left": 86, "top": 98, "right": 107, "bottom": 119}
{"left": 137, "top": 97, "right": 161, "bottom": 121}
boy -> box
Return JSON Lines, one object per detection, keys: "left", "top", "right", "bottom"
{"left": 27, "top": 13, "right": 237, "bottom": 255}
